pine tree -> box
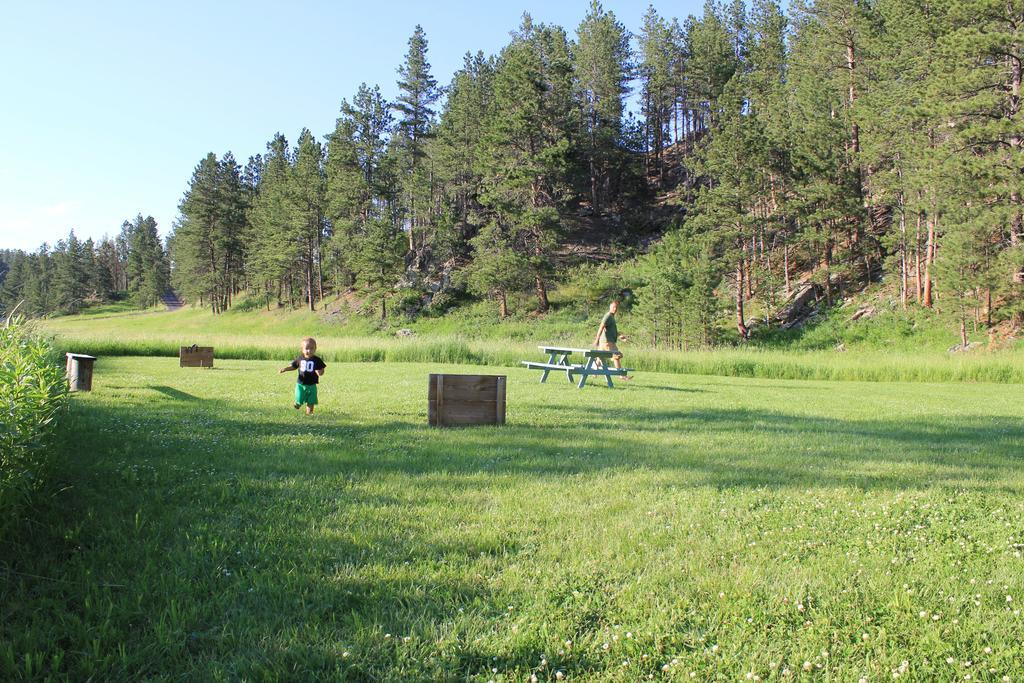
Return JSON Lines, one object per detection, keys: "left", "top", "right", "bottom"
{"left": 22, "top": 248, "right": 51, "bottom": 316}
{"left": 932, "top": 0, "right": 1024, "bottom": 324}
{"left": 0, "top": 251, "right": 28, "bottom": 315}
{"left": 638, "top": 6, "right": 675, "bottom": 187}
{"left": 174, "top": 152, "right": 247, "bottom": 313}
{"left": 473, "top": 18, "right": 574, "bottom": 314}
{"left": 248, "top": 134, "right": 296, "bottom": 307}
{"left": 120, "top": 215, "right": 167, "bottom": 308}
{"left": 689, "top": 75, "right": 762, "bottom": 339}
{"left": 351, "top": 218, "right": 405, "bottom": 319}
{"left": 685, "top": 2, "right": 740, "bottom": 132}
{"left": 94, "top": 237, "right": 121, "bottom": 300}
{"left": 431, "top": 52, "right": 494, "bottom": 262}
{"left": 394, "top": 25, "right": 440, "bottom": 259}
{"left": 574, "top": 0, "right": 632, "bottom": 214}
{"left": 636, "top": 225, "right": 720, "bottom": 349}
{"left": 291, "top": 129, "right": 327, "bottom": 310}
{"left": 51, "top": 231, "right": 88, "bottom": 314}
{"left": 325, "top": 84, "right": 393, "bottom": 289}
{"left": 465, "top": 219, "right": 530, "bottom": 318}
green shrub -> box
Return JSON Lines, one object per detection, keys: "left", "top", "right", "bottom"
{"left": 0, "top": 317, "right": 68, "bottom": 540}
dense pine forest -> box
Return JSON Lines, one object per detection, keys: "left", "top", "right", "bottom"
{"left": 2, "top": 0, "right": 1022, "bottom": 349}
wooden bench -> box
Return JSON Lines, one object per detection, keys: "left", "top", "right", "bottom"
{"left": 521, "top": 346, "right": 633, "bottom": 388}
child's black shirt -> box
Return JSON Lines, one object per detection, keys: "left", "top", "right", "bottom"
{"left": 290, "top": 355, "right": 326, "bottom": 385}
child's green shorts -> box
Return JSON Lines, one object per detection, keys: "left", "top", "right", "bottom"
{"left": 294, "top": 383, "right": 318, "bottom": 406}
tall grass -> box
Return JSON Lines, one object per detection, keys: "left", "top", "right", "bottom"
{"left": 40, "top": 302, "right": 1024, "bottom": 384}
{"left": 50, "top": 330, "right": 1024, "bottom": 384}
{"left": 0, "top": 317, "right": 68, "bottom": 541}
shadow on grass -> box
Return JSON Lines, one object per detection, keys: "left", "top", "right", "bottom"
{"left": 149, "top": 385, "right": 201, "bottom": 401}
{"left": 6, "top": 392, "right": 1023, "bottom": 679}
{"left": 62, "top": 394, "right": 1024, "bottom": 493}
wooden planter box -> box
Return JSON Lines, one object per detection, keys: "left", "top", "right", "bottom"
{"left": 428, "top": 374, "right": 506, "bottom": 427}
{"left": 180, "top": 345, "right": 214, "bottom": 368}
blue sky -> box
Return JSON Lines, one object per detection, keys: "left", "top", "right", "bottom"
{"left": 0, "top": 0, "right": 707, "bottom": 251}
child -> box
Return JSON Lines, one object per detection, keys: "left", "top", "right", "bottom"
{"left": 279, "top": 337, "right": 326, "bottom": 415}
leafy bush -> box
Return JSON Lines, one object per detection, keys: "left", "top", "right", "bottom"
{"left": 0, "top": 316, "right": 68, "bottom": 540}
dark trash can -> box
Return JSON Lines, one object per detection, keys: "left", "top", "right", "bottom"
{"left": 66, "top": 353, "right": 97, "bottom": 392}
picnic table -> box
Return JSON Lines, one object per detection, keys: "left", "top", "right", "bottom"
{"left": 521, "top": 346, "right": 632, "bottom": 388}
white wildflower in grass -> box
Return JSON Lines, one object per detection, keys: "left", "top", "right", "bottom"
{"left": 947, "top": 658, "right": 956, "bottom": 664}
{"left": 1007, "top": 595, "right": 1013, "bottom": 603}
{"left": 984, "top": 647, "right": 992, "bottom": 654}
{"left": 862, "top": 633, "right": 870, "bottom": 640}
{"left": 711, "top": 645, "right": 719, "bottom": 653}
{"left": 719, "top": 592, "right": 725, "bottom": 598}
{"left": 342, "top": 651, "right": 349, "bottom": 658}
{"left": 803, "top": 661, "right": 813, "bottom": 671}
{"left": 626, "top": 632, "right": 633, "bottom": 639}
{"left": 919, "top": 611, "right": 928, "bottom": 618}
{"left": 555, "top": 670, "right": 565, "bottom": 680}
{"left": 797, "top": 603, "right": 805, "bottom": 612}
{"left": 602, "top": 642, "right": 609, "bottom": 651}
{"left": 530, "top": 676, "right": 538, "bottom": 683}
{"left": 662, "top": 664, "right": 671, "bottom": 672}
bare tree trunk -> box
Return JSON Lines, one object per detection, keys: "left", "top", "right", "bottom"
{"left": 900, "top": 199, "right": 908, "bottom": 310}
{"left": 306, "top": 245, "right": 315, "bottom": 312}
{"left": 1010, "top": 43, "right": 1023, "bottom": 291}
{"left": 535, "top": 274, "right": 549, "bottom": 313}
{"left": 498, "top": 290, "right": 508, "bottom": 319}
{"left": 735, "top": 258, "right": 748, "bottom": 340}
{"left": 923, "top": 211, "right": 936, "bottom": 308}
{"left": 914, "top": 209, "right": 923, "bottom": 303}
{"left": 316, "top": 227, "right": 324, "bottom": 305}
{"left": 823, "top": 237, "right": 834, "bottom": 305}
{"left": 783, "top": 240, "right": 791, "bottom": 296}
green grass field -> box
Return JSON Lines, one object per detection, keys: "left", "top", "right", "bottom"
{"left": 39, "top": 306, "right": 1024, "bottom": 384}
{"left": 4, "top": 357, "right": 1023, "bottom": 680}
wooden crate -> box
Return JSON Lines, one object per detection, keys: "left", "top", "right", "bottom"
{"left": 428, "top": 374, "right": 506, "bottom": 427}
{"left": 179, "top": 345, "right": 214, "bottom": 368}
